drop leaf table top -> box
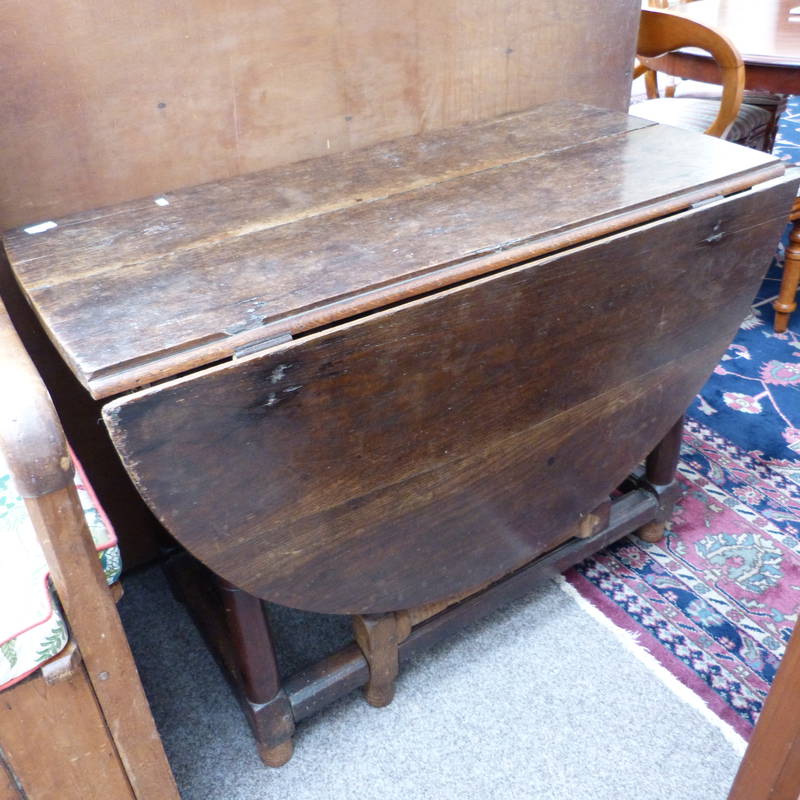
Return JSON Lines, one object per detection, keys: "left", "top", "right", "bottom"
{"left": 3, "top": 101, "right": 786, "bottom": 399}
{"left": 3, "top": 102, "right": 797, "bottom": 616}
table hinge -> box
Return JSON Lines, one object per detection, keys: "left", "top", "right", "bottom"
{"left": 234, "top": 331, "right": 293, "bottom": 359}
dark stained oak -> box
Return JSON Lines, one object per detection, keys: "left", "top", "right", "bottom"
{"left": 5, "top": 105, "right": 799, "bottom": 762}
{"left": 644, "top": 416, "right": 685, "bottom": 488}
{"left": 0, "top": 250, "right": 168, "bottom": 569}
{"left": 218, "top": 579, "right": 282, "bottom": 704}
{"left": 4, "top": 105, "right": 784, "bottom": 399}
{"left": 103, "top": 176, "right": 797, "bottom": 615}
{"left": 4, "top": 104, "right": 649, "bottom": 273}
{"left": 167, "top": 481, "right": 680, "bottom": 760}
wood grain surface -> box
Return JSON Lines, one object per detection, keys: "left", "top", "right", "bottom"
{"left": 0, "top": 302, "right": 178, "bottom": 800}
{"left": 5, "top": 107, "right": 783, "bottom": 399}
{"left": 0, "top": 663, "right": 136, "bottom": 800}
{"left": 103, "top": 175, "right": 797, "bottom": 614}
{"left": 25, "top": 487, "right": 181, "bottom": 800}
{"left": 0, "top": 0, "right": 640, "bottom": 230}
{"left": 728, "top": 619, "right": 800, "bottom": 800}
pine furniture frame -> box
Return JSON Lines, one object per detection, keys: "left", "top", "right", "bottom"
{"left": 0, "top": 297, "right": 179, "bottom": 799}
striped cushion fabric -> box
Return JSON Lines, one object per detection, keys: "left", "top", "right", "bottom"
{"left": 629, "top": 97, "right": 773, "bottom": 148}
{"left": 673, "top": 79, "right": 787, "bottom": 109}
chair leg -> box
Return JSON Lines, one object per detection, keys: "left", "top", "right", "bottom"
{"left": 636, "top": 415, "right": 684, "bottom": 543}
{"left": 643, "top": 68, "right": 659, "bottom": 99}
{"left": 353, "top": 613, "right": 403, "bottom": 708}
{"left": 218, "top": 579, "right": 295, "bottom": 766}
{"left": 774, "top": 213, "right": 800, "bottom": 333}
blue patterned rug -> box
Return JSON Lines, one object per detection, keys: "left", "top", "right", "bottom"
{"left": 566, "top": 96, "right": 800, "bottom": 739}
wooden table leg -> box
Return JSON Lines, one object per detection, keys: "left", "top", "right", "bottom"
{"left": 353, "top": 613, "right": 403, "bottom": 707}
{"left": 218, "top": 579, "right": 295, "bottom": 766}
{"left": 773, "top": 200, "right": 800, "bottom": 333}
{"left": 636, "top": 415, "right": 684, "bottom": 543}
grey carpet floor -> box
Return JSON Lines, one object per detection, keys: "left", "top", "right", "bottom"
{"left": 119, "top": 567, "right": 742, "bottom": 800}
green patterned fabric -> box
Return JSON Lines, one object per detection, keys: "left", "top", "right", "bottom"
{"left": 0, "top": 451, "right": 121, "bottom": 691}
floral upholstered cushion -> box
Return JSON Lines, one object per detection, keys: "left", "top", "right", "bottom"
{"left": 0, "top": 449, "right": 121, "bottom": 691}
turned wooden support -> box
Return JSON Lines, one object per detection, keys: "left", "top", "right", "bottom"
{"left": 353, "top": 613, "right": 404, "bottom": 708}
{"left": 774, "top": 201, "right": 800, "bottom": 333}
{"left": 636, "top": 415, "right": 684, "bottom": 543}
{"left": 217, "top": 579, "right": 295, "bottom": 766}
{"left": 645, "top": 415, "right": 684, "bottom": 488}
{"left": 353, "top": 575, "right": 513, "bottom": 709}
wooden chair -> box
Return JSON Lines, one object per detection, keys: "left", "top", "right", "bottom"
{"left": 631, "top": 11, "right": 799, "bottom": 333}
{"left": 631, "top": 10, "right": 773, "bottom": 148}
{"left": 0, "top": 297, "right": 179, "bottom": 800}
{"left": 773, "top": 193, "right": 800, "bottom": 333}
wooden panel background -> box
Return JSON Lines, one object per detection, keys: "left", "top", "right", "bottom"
{"left": 0, "top": 0, "right": 640, "bottom": 230}
{"left": 0, "top": 663, "right": 135, "bottom": 800}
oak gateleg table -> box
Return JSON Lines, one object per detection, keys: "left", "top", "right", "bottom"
{"left": 3, "top": 103, "right": 797, "bottom": 764}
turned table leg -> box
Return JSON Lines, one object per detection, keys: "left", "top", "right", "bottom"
{"left": 773, "top": 200, "right": 800, "bottom": 333}
{"left": 218, "top": 579, "right": 295, "bottom": 767}
{"left": 353, "top": 613, "right": 404, "bottom": 708}
{"left": 636, "top": 415, "right": 684, "bottom": 543}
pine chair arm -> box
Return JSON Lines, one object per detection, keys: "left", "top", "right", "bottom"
{"left": 0, "top": 296, "right": 73, "bottom": 498}
{"left": 0, "top": 297, "right": 179, "bottom": 800}
{"left": 637, "top": 9, "right": 745, "bottom": 138}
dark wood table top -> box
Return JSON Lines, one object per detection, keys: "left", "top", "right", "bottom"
{"left": 4, "top": 100, "right": 795, "bottom": 614}
{"left": 99, "top": 145, "right": 797, "bottom": 613}
{"left": 3, "top": 102, "right": 783, "bottom": 400}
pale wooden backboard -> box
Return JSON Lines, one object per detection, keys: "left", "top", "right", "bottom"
{"left": 0, "top": 0, "right": 639, "bottom": 229}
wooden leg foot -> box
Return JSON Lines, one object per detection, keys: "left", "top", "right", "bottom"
{"left": 636, "top": 416, "right": 684, "bottom": 544}
{"left": 774, "top": 212, "right": 800, "bottom": 333}
{"left": 259, "top": 738, "right": 294, "bottom": 768}
{"left": 353, "top": 613, "right": 400, "bottom": 708}
{"left": 774, "top": 312, "right": 791, "bottom": 334}
{"left": 217, "top": 578, "right": 297, "bottom": 764}
{"left": 364, "top": 681, "right": 395, "bottom": 708}
{"left": 635, "top": 520, "right": 665, "bottom": 543}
